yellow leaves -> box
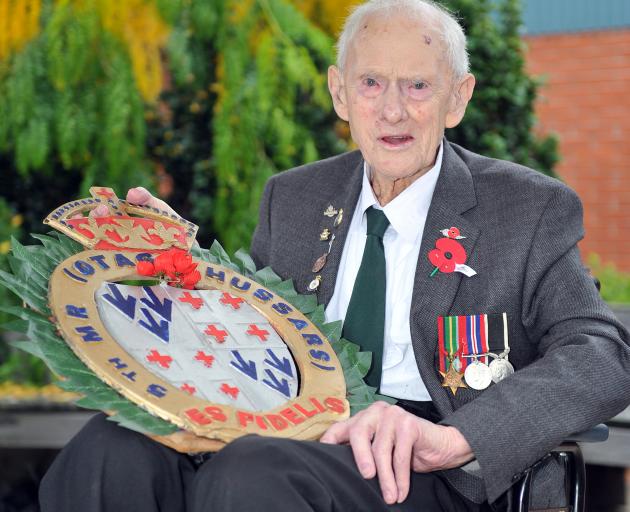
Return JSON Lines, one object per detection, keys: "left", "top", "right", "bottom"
{"left": 295, "top": 0, "right": 362, "bottom": 37}
{"left": 0, "top": 381, "right": 79, "bottom": 402}
{"left": 229, "top": 0, "right": 255, "bottom": 24}
{"left": 96, "top": 0, "right": 171, "bottom": 102}
{"left": 0, "top": 240, "right": 11, "bottom": 254}
{"left": 0, "top": 0, "right": 42, "bottom": 61}
{"left": 10, "top": 214, "right": 23, "bottom": 227}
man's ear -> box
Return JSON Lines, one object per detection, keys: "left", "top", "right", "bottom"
{"left": 328, "top": 65, "right": 349, "bottom": 122}
{"left": 445, "top": 73, "right": 475, "bottom": 128}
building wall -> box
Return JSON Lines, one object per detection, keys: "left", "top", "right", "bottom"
{"left": 524, "top": 29, "right": 630, "bottom": 271}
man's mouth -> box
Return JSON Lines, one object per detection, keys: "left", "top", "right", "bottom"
{"left": 379, "top": 135, "right": 414, "bottom": 146}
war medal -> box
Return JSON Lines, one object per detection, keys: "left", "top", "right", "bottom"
{"left": 462, "top": 314, "right": 492, "bottom": 390}
{"left": 437, "top": 316, "right": 467, "bottom": 395}
{"left": 489, "top": 313, "right": 514, "bottom": 383}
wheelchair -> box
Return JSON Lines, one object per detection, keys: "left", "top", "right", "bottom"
{"left": 513, "top": 423, "right": 609, "bottom": 512}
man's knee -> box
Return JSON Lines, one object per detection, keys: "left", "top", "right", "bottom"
{"left": 197, "top": 435, "right": 290, "bottom": 481}
{"left": 40, "top": 413, "right": 191, "bottom": 511}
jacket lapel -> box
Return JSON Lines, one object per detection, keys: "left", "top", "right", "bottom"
{"left": 308, "top": 154, "right": 364, "bottom": 306}
{"left": 410, "top": 142, "right": 480, "bottom": 415}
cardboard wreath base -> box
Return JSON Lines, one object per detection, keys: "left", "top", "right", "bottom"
{"left": 43, "top": 187, "right": 348, "bottom": 449}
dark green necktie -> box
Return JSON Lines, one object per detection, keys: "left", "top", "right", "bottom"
{"left": 342, "top": 206, "right": 390, "bottom": 388}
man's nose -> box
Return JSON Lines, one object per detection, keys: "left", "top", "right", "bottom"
{"left": 380, "top": 84, "right": 407, "bottom": 124}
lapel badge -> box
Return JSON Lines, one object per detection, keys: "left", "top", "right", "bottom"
{"left": 319, "top": 228, "right": 331, "bottom": 241}
{"left": 311, "top": 235, "right": 335, "bottom": 273}
{"left": 312, "top": 254, "right": 327, "bottom": 273}
{"left": 308, "top": 275, "right": 322, "bottom": 291}
{"left": 428, "top": 227, "right": 477, "bottom": 277}
{"left": 333, "top": 209, "right": 344, "bottom": 227}
{"left": 323, "top": 205, "right": 338, "bottom": 218}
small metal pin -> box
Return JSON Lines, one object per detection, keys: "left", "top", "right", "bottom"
{"left": 319, "top": 228, "right": 331, "bottom": 241}
{"left": 323, "top": 205, "right": 338, "bottom": 218}
{"left": 311, "top": 235, "right": 336, "bottom": 273}
{"left": 308, "top": 275, "right": 322, "bottom": 291}
{"left": 334, "top": 209, "right": 344, "bottom": 227}
{"left": 312, "top": 254, "right": 327, "bottom": 273}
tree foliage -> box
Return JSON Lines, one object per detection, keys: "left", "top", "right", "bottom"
{"left": 0, "top": 0, "right": 559, "bottom": 386}
{"left": 441, "top": 0, "right": 558, "bottom": 174}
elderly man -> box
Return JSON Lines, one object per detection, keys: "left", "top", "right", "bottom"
{"left": 40, "top": 0, "right": 630, "bottom": 511}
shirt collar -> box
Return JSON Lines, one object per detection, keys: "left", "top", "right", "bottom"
{"left": 359, "top": 141, "right": 443, "bottom": 242}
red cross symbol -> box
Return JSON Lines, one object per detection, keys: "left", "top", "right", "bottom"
{"left": 95, "top": 188, "right": 114, "bottom": 199}
{"left": 220, "top": 383, "right": 240, "bottom": 400}
{"left": 246, "top": 324, "right": 270, "bottom": 341}
{"left": 179, "top": 291, "right": 204, "bottom": 310}
{"left": 146, "top": 350, "right": 173, "bottom": 369}
{"left": 180, "top": 383, "right": 196, "bottom": 395}
{"left": 194, "top": 351, "right": 215, "bottom": 368}
{"left": 204, "top": 324, "right": 228, "bottom": 343}
{"left": 219, "top": 292, "right": 244, "bottom": 310}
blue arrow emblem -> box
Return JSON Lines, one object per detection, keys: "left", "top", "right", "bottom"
{"left": 262, "top": 369, "right": 290, "bottom": 398}
{"left": 102, "top": 284, "right": 136, "bottom": 320}
{"left": 264, "top": 349, "right": 293, "bottom": 378}
{"left": 138, "top": 308, "right": 170, "bottom": 343}
{"left": 230, "top": 350, "right": 257, "bottom": 380}
{"left": 141, "top": 286, "right": 172, "bottom": 321}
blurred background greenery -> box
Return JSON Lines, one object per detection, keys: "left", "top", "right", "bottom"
{"left": 0, "top": 0, "right": 627, "bottom": 393}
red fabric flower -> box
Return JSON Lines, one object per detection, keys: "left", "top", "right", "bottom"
{"left": 428, "top": 238, "right": 467, "bottom": 273}
{"left": 136, "top": 260, "right": 156, "bottom": 276}
{"left": 153, "top": 252, "right": 177, "bottom": 279}
{"left": 135, "top": 248, "right": 201, "bottom": 289}
{"left": 180, "top": 270, "right": 202, "bottom": 290}
{"left": 447, "top": 227, "right": 460, "bottom": 239}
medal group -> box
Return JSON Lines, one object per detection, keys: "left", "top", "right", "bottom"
{"left": 438, "top": 313, "right": 514, "bottom": 395}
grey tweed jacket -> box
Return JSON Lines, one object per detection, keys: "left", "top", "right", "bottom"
{"left": 250, "top": 140, "right": 630, "bottom": 507}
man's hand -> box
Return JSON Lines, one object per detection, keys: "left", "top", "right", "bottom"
{"left": 126, "top": 187, "right": 178, "bottom": 217}
{"left": 74, "top": 187, "right": 178, "bottom": 219}
{"left": 320, "top": 401, "right": 474, "bottom": 504}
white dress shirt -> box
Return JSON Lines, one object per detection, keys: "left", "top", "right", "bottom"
{"left": 325, "top": 143, "right": 443, "bottom": 401}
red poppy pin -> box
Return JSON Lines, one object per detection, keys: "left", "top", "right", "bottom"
{"left": 428, "top": 227, "right": 477, "bottom": 277}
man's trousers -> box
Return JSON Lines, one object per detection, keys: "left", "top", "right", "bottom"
{"left": 39, "top": 413, "right": 490, "bottom": 511}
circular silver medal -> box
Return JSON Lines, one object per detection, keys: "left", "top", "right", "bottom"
{"left": 489, "top": 358, "right": 514, "bottom": 383}
{"left": 464, "top": 361, "right": 492, "bottom": 390}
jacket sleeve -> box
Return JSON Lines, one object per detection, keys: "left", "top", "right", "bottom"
{"left": 250, "top": 178, "right": 276, "bottom": 270}
{"left": 441, "top": 184, "right": 630, "bottom": 503}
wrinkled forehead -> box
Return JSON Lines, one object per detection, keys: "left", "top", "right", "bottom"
{"left": 345, "top": 14, "right": 449, "bottom": 78}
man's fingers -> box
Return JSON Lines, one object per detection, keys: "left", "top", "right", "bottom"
{"left": 348, "top": 421, "right": 377, "bottom": 479}
{"left": 70, "top": 204, "right": 109, "bottom": 220}
{"left": 127, "top": 187, "right": 177, "bottom": 217}
{"left": 371, "top": 420, "right": 397, "bottom": 504}
{"left": 126, "top": 187, "right": 152, "bottom": 206}
{"left": 92, "top": 204, "right": 109, "bottom": 217}
{"left": 392, "top": 421, "right": 415, "bottom": 503}
{"left": 320, "top": 421, "right": 350, "bottom": 445}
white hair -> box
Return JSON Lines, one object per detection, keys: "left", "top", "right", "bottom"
{"left": 336, "top": 0, "right": 469, "bottom": 79}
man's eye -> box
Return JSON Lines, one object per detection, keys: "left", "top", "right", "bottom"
{"left": 412, "top": 81, "right": 426, "bottom": 90}
{"left": 365, "top": 78, "right": 377, "bottom": 87}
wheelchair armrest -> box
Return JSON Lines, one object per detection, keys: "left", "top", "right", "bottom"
{"left": 564, "top": 423, "right": 609, "bottom": 443}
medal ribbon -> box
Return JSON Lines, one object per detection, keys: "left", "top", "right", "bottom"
{"left": 438, "top": 316, "right": 462, "bottom": 371}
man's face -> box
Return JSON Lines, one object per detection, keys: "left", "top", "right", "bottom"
{"left": 329, "top": 14, "right": 474, "bottom": 183}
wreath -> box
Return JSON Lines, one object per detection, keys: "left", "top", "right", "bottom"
{"left": 0, "top": 232, "right": 394, "bottom": 436}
